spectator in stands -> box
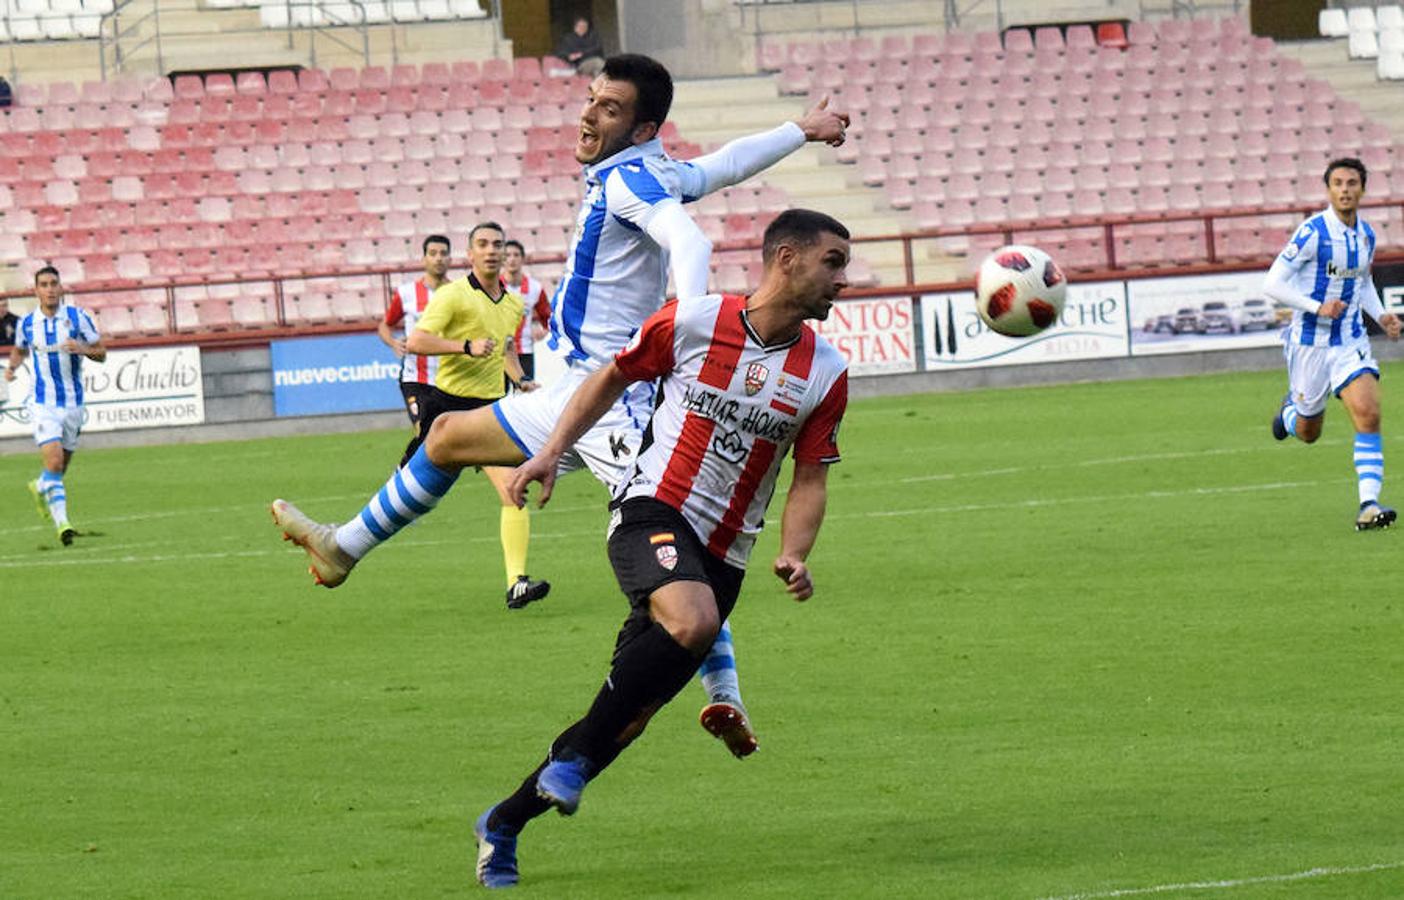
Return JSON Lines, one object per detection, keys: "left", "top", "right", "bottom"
{"left": 0, "top": 76, "right": 12, "bottom": 109}
{"left": 501, "top": 240, "right": 552, "bottom": 386}
{"left": 556, "top": 16, "right": 605, "bottom": 77}
{"left": 0, "top": 298, "right": 18, "bottom": 347}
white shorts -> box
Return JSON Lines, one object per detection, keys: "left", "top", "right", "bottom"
{"left": 1283, "top": 339, "right": 1379, "bottom": 417}
{"left": 32, "top": 403, "right": 84, "bottom": 451}
{"left": 492, "top": 362, "right": 655, "bottom": 491}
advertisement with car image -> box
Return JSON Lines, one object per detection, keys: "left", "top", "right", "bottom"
{"left": 1128, "top": 272, "right": 1287, "bottom": 355}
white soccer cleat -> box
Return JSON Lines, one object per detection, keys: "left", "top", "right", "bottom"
{"left": 271, "top": 498, "right": 357, "bottom": 587}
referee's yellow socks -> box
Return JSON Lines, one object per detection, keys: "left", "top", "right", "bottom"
{"left": 500, "top": 505, "right": 531, "bottom": 587}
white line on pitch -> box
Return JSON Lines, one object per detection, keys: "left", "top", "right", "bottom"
{"left": 0, "top": 480, "right": 1318, "bottom": 570}
{"left": 1037, "top": 859, "right": 1404, "bottom": 899}
{"left": 4, "top": 492, "right": 607, "bottom": 536}
{"left": 834, "top": 480, "right": 1323, "bottom": 520}
{"left": 898, "top": 443, "right": 1346, "bottom": 484}
{"left": 0, "top": 526, "right": 609, "bottom": 570}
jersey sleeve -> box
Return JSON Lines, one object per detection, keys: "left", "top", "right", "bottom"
{"left": 383, "top": 291, "right": 405, "bottom": 327}
{"left": 14, "top": 316, "right": 30, "bottom": 350}
{"left": 614, "top": 299, "right": 679, "bottom": 382}
{"left": 1276, "top": 220, "right": 1319, "bottom": 274}
{"left": 793, "top": 370, "right": 848, "bottom": 465}
{"left": 414, "top": 284, "right": 458, "bottom": 337}
{"left": 77, "top": 308, "right": 100, "bottom": 342}
{"left": 605, "top": 163, "right": 677, "bottom": 232}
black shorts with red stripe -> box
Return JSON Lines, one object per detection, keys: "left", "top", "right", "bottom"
{"left": 607, "top": 497, "right": 745, "bottom": 629}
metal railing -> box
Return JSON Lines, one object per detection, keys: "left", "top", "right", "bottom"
{"left": 6, "top": 200, "right": 1402, "bottom": 346}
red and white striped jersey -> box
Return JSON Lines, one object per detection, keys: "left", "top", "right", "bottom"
{"left": 384, "top": 278, "right": 437, "bottom": 385}
{"left": 511, "top": 273, "right": 552, "bottom": 355}
{"left": 613, "top": 293, "right": 848, "bottom": 569}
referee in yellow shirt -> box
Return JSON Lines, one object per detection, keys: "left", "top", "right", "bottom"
{"left": 405, "top": 221, "right": 548, "bottom": 609}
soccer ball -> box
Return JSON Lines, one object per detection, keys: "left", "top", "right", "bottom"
{"left": 974, "top": 245, "right": 1067, "bottom": 337}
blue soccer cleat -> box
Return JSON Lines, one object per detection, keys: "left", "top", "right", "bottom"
{"left": 473, "top": 806, "right": 519, "bottom": 888}
{"left": 535, "top": 754, "right": 593, "bottom": 816}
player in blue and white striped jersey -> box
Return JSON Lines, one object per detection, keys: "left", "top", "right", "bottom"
{"left": 272, "top": 54, "right": 848, "bottom": 765}
{"left": 1265, "top": 157, "right": 1403, "bottom": 530}
{"left": 3, "top": 266, "right": 107, "bottom": 545}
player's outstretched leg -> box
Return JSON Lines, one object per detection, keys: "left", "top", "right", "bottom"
{"left": 473, "top": 804, "right": 520, "bottom": 888}
{"left": 271, "top": 444, "right": 460, "bottom": 587}
{"left": 697, "top": 621, "right": 758, "bottom": 758}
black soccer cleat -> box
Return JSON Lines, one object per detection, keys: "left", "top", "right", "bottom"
{"left": 1271, "top": 392, "right": 1291, "bottom": 441}
{"left": 506, "top": 576, "right": 550, "bottom": 609}
{"left": 1355, "top": 502, "right": 1397, "bottom": 532}
{"left": 58, "top": 525, "right": 77, "bottom": 546}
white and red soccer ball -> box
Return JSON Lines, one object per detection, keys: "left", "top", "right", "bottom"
{"left": 974, "top": 245, "right": 1067, "bottom": 337}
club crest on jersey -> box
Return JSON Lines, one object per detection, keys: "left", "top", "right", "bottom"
{"left": 744, "top": 362, "right": 769, "bottom": 396}
{"left": 655, "top": 543, "right": 678, "bottom": 571}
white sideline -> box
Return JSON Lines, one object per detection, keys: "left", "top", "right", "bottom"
{"left": 0, "top": 479, "right": 1324, "bottom": 569}
{"left": 1038, "top": 860, "right": 1404, "bottom": 899}
{"left": 899, "top": 442, "right": 1346, "bottom": 485}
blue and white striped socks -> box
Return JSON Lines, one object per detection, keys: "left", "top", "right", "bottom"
{"left": 334, "top": 446, "right": 460, "bottom": 559}
{"left": 38, "top": 469, "right": 67, "bottom": 526}
{"left": 1280, "top": 403, "right": 1299, "bottom": 438}
{"left": 1354, "top": 432, "right": 1384, "bottom": 506}
{"left": 699, "top": 620, "right": 741, "bottom": 704}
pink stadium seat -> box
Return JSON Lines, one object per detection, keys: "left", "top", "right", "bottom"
{"left": 173, "top": 74, "right": 204, "bottom": 99}
{"left": 420, "top": 62, "right": 452, "bottom": 88}
{"left": 482, "top": 58, "right": 512, "bottom": 82}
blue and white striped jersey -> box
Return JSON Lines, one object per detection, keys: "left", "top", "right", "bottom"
{"left": 15, "top": 304, "right": 100, "bottom": 408}
{"left": 1274, "top": 207, "right": 1379, "bottom": 347}
{"left": 546, "top": 137, "right": 710, "bottom": 368}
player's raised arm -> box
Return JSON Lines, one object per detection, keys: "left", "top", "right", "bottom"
{"left": 684, "top": 96, "right": 849, "bottom": 197}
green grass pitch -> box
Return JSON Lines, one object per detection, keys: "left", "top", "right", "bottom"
{"left": 3, "top": 365, "right": 1403, "bottom": 899}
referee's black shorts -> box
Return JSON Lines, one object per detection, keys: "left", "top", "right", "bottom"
{"left": 399, "top": 386, "right": 496, "bottom": 466}
{"left": 607, "top": 496, "right": 745, "bottom": 631}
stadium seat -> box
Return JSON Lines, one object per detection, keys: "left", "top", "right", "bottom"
{"left": 1348, "top": 7, "right": 1377, "bottom": 33}
{"left": 1350, "top": 29, "right": 1380, "bottom": 59}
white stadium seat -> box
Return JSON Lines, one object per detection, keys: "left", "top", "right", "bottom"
{"left": 1380, "top": 5, "right": 1404, "bottom": 30}
{"left": 1381, "top": 27, "right": 1404, "bottom": 52}
{"left": 1350, "top": 28, "right": 1380, "bottom": 59}
{"left": 1319, "top": 8, "right": 1349, "bottom": 37}
{"left": 1347, "top": 6, "right": 1377, "bottom": 33}
{"left": 1378, "top": 49, "right": 1404, "bottom": 79}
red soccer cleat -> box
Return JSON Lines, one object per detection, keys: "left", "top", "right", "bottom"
{"left": 699, "top": 701, "right": 758, "bottom": 759}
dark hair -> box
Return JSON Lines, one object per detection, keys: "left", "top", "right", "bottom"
{"left": 34, "top": 265, "right": 60, "bottom": 284}
{"left": 1324, "top": 157, "right": 1367, "bottom": 189}
{"left": 422, "top": 234, "right": 450, "bottom": 254}
{"left": 503, "top": 239, "right": 525, "bottom": 255}
{"left": 602, "top": 54, "right": 673, "bottom": 130}
{"left": 761, "top": 209, "right": 850, "bottom": 266}
{"left": 468, "top": 221, "right": 504, "bottom": 243}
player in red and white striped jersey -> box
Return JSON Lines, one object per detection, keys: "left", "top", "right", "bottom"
{"left": 473, "top": 211, "right": 850, "bottom": 880}
{"left": 378, "top": 235, "right": 452, "bottom": 428}
{"left": 502, "top": 239, "right": 553, "bottom": 384}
